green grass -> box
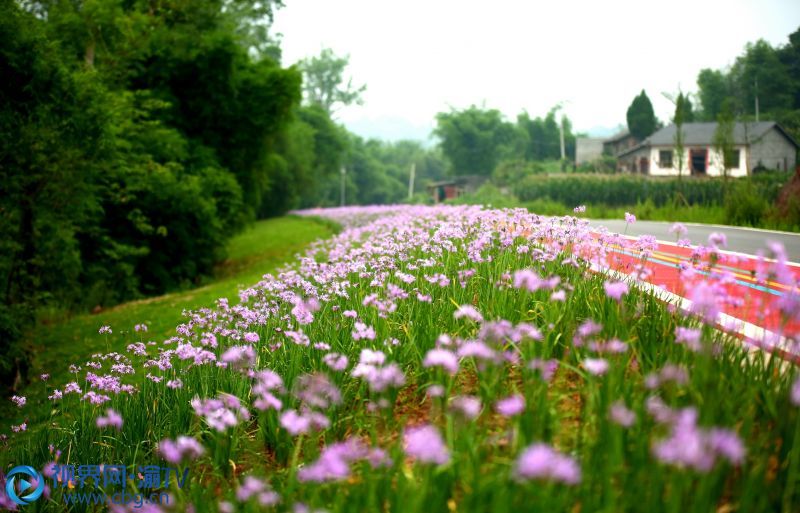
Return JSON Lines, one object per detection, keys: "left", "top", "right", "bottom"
{"left": 1, "top": 215, "right": 335, "bottom": 431}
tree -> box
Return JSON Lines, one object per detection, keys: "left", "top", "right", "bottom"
{"left": 434, "top": 106, "right": 517, "bottom": 175}
{"left": 672, "top": 92, "right": 692, "bottom": 180}
{"left": 626, "top": 90, "right": 657, "bottom": 139}
{"left": 730, "top": 40, "right": 794, "bottom": 117}
{"left": 697, "top": 68, "right": 730, "bottom": 121}
{"left": 299, "top": 48, "right": 366, "bottom": 116}
{"left": 713, "top": 99, "right": 737, "bottom": 183}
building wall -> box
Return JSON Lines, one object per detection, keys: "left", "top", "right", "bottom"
{"left": 576, "top": 138, "right": 605, "bottom": 164}
{"left": 647, "top": 146, "right": 749, "bottom": 178}
{"left": 749, "top": 128, "right": 797, "bottom": 172}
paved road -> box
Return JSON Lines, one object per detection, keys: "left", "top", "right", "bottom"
{"left": 588, "top": 219, "right": 800, "bottom": 261}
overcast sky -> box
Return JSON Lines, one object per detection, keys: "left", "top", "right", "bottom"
{"left": 273, "top": 0, "right": 800, "bottom": 142}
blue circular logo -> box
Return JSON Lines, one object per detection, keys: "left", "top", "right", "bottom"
{"left": 5, "top": 466, "right": 44, "bottom": 506}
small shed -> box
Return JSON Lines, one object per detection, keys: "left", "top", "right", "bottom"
{"left": 427, "top": 175, "right": 487, "bottom": 203}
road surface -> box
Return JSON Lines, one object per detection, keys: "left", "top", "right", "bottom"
{"left": 588, "top": 219, "right": 800, "bottom": 261}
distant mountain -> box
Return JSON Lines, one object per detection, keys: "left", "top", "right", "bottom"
{"left": 579, "top": 124, "right": 625, "bottom": 138}
{"left": 343, "top": 116, "right": 436, "bottom": 146}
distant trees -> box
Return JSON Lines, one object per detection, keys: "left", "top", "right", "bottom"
{"left": 434, "top": 105, "right": 576, "bottom": 176}
{"left": 434, "top": 107, "right": 518, "bottom": 175}
{"left": 300, "top": 48, "right": 367, "bottom": 116}
{"left": 626, "top": 90, "right": 657, "bottom": 139}
{"left": 696, "top": 28, "right": 800, "bottom": 142}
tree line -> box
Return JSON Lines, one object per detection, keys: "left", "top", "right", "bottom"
{"left": 624, "top": 28, "right": 800, "bottom": 143}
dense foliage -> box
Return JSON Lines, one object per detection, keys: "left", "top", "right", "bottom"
{"left": 0, "top": 1, "right": 451, "bottom": 387}
{"left": 696, "top": 28, "right": 800, "bottom": 141}
{"left": 434, "top": 106, "right": 577, "bottom": 176}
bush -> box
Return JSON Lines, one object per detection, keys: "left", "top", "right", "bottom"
{"left": 513, "top": 172, "right": 790, "bottom": 209}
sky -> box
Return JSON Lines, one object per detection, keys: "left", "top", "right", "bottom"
{"left": 272, "top": 0, "right": 800, "bottom": 143}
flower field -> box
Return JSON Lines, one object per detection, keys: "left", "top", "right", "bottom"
{"left": 3, "top": 205, "right": 800, "bottom": 512}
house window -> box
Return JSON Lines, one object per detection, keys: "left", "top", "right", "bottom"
{"left": 659, "top": 150, "right": 673, "bottom": 168}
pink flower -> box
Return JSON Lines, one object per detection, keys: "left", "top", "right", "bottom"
{"left": 450, "top": 395, "right": 482, "bottom": 419}
{"left": 625, "top": 212, "right": 636, "bottom": 224}
{"left": 603, "top": 281, "right": 629, "bottom": 301}
{"left": 583, "top": 358, "right": 609, "bottom": 376}
{"left": 454, "top": 305, "right": 483, "bottom": 323}
{"left": 96, "top": 408, "right": 123, "bottom": 430}
{"left": 708, "top": 232, "right": 727, "bottom": 249}
{"left": 423, "top": 348, "right": 459, "bottom": 375}
{"left": 669, "top": 223, "right": 688, "bottom": 238}
{"left": 404, "top": 424, "right": 450, "bottom": 465}
{"left": 609, "top": 401, "right": 636, "bottom": 427}
{"left": 514, "top": 443, "right": 581, "bottom": 484}
{"left": 495, "top": 394, "right": 525, "bottom": 417}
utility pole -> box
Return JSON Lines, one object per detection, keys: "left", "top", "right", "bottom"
{"left": 408, "top": 163, "right": 416, "bottom": 200}
{"left": 340, "top": 166, "right": 346, "bottom": 206}
{"left": 559, "top": 116, "right": 566, "bottom": 161}
{"left": 755, "top": 76, "right": 760, "bottom": 122}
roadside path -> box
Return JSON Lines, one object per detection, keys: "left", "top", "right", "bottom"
{"left": 588, "top": 221, "right": 800, "bottom": 358}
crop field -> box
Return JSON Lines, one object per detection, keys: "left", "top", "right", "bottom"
{"left": 2, "top": 205, "right": 800, "bottom": 512}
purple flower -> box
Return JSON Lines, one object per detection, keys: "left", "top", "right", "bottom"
{"left": 10, "top": 395, "right": 26, "bottom": 408}
{"left": 323, "top": 353, "right": 349, "bottom": 372}
{"left": 495, "top": 394, "right": 525, "bottom": 417}
{"left": 404, "top": 424, "right": 450, "bottom": 465}
{"left": 653, "top": 408, "right": 745, "bottom": 472}
{"left": 669, "top": 223, "right": 688, "bottom": 238}
{"left": 423, "top": 348, "right": 459, "bottom": 375}
{"left": 791, "top": 376, "right": 800, "bottom": 406}
{"left": 603, "top": 280, "right": 629, "bottom": 302}
{"left": 192, "top": 394, "right": 250, "bottom": 432}
{"left": 574, "top": 205, "right": 586, "bottom": 213}
{"left": 298, "top": 439, "right": 391, "bottom": 483}
{"left": 624, "top": 212, "right": 636, "bottom": 224}
{"left": 96, "top": 408, "right": 123, "bottom": 430}
{"left": 454, "top": 305, "right": 483, "bottom": 323}
{"left": 166, "top": 379, "right": 183, "bottom": 389}
{"left": 159, "top": 436, "right": 205, "bottom": 464}
{"left": 279, "top": 409, "right": 329, "bottom": 436}
{"left": 583, "top": 358, "right": 609, "bottom": 376}
{"left": 513, "top": 269, "right": 543, "bottom": 292}
{"left": 513, "top": 443, "right": 581, "bottom": 484}
{"left": 609, "top": 401, "right": 636, "bottom": 427}
{"left": 688, "top": 281, "right": 721, "bottom": 323}
{"left": 675, "top": 327, "right": 702, "bottom": 351}
{"left": 352, "top": 322, "right": 376, "bottom": 341}
{"left": 528, "top": 359, "right": 558, "bottom": 382}
{"left": 450, "top": 395, "right": 482, "bottom": 420}
{"left": 236, "top": 476, "right": 280, "bottom": 506}
{"left": 243, "top": 332, "right": 260, "bottom": 344}
{"left": 99, "top": 325, "right": 112, "bottom": 335}
{"left": 221, "top": 345, "right": 256, "bottom": 370}
{"left": 708, "top": 232, "right": 727, "bottom": 249}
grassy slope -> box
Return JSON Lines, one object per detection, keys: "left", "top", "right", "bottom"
{"left": 2, "top": 215, "right": 335, "bottom": 430}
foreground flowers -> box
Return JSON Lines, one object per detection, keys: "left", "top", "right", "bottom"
{"left": 2, "top": 204, "right": 799, "bottom": 513}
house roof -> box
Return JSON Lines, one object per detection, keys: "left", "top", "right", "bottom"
{"left": 617, "top": 121, "right": 799, "bottom": 157}
{"left": 604, "top": 129, "right": 632, "bottom": 144}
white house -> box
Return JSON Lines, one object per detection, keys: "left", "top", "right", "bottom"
{"left": 617, "top": 122, "right": 798, "bottom": 177}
